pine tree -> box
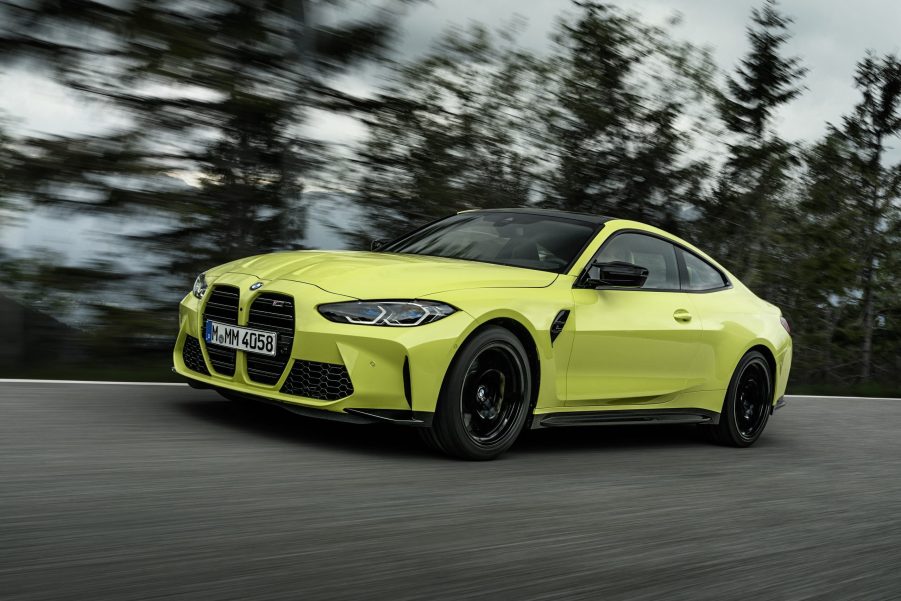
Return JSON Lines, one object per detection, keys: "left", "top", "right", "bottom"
{"left": 787, "top": 55, "right": 901, "bottom": 386}
{"left": 719, "top": 0, "right": 806, "bottom": 139}
{"left": 357, "top": 24, "right": 547, "bottom": 240}
{"left": 0, "top": 0, "right": 409, "bottom": 343}
{"left": 786, "top": 132, "right": 861, "bottom": 384}
{"left": 544, "top": 1, "right": 711, "bottom": 229}
{"left": 703, "top": 0, "right": 806, "bottom": 290}
{"left": 839, "top": 54, "right": 901, "bottom": 381}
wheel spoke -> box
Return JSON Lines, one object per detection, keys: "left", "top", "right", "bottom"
{"left": 735, "top": 362, "right": 769, "bottom": 438}
{"left": 459, "top": 343, "right": 525, "bottom": 446}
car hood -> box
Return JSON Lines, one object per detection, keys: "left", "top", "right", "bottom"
{"left": 217, "top": 250, "right": 558, "bottom": 299}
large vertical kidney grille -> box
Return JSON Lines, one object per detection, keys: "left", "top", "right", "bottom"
{"left": 201, "top": 285, "right": 240, "bottom": 376}
{"left": 245, "top": 293, "right": 295, "bottom": 385}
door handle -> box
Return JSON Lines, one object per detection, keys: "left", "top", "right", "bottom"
{"left": 673, "top": 309, "right": 692, "bottom": 322}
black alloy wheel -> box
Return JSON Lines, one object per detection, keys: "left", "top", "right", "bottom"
{"left": 460, "top": 342, "right": 527, "bottom": 445}
{"left": 701, "top": 350, "right": 773, "bottom": 447}
{"left": 421, "top": 326, "right": 532, "bottom": 460}
{"left": 734, "top": 360, "right": 770, "bottom": 439}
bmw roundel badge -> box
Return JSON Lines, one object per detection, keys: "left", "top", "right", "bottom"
{"left": 250, "top": 282, "right": 263, "bottom": 291}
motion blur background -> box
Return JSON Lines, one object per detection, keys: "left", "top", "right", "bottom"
{"left": 0, "top": 0, "right": 898, "bottom": 395}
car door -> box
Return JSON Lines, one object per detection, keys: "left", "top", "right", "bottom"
{"left": 675, "top": 246, "right": 738, "bottom": 389}
{"left": 566, "top": 231, "right": 704, "bottom": 406}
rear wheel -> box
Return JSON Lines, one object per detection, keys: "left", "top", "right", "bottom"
{"left": 702, "top": 350, "right": 772, "bottom": 447}
{"left": 421, "top": 326, "right": 532, "bottom": 460}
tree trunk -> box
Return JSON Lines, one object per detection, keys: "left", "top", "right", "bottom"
{"left": 859, "top": 253, "right": 875, "bottom": 382}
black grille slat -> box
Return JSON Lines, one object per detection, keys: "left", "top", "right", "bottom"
{"left": 248, "top": 368, "right": 285, "bottom": 380}
{"left": 201, "top": 285, "right": 239, "bottom": 376}
{"left": 205, "top": 346, "right": 236, "bottom": 371}
{"left": 250, "top": 324, "right": 294, "bottom": 335}
{"left": 280, "top": 360, "right": 354, "bottom": 401}
{"left": 245, "top": 356, "right": 286, "bottom": 368}
{"left": 206, "top": 345, "right": 234, "bottom": 356}
{"left": 246, "top": 293, "right": 295, "bottom": 385}
{"left": 248, "top": 308, "right": 294, "bottom": 321}
{"left": 182, "top": 336, "right": 209, "bottom": 375}
{"left": 204, "top": 301, "right": 239, "bottom": 312}
{"left": 203, "top": 311, "right": 238, "bottom": 325}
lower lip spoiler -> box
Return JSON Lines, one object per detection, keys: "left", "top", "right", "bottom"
{"left": 343, "top": 409, "right": 433, "bottom": 427}
{"left": 271, "top": 401, "right": 433, "bottom": 427}
{"left": 179, "top": 370, "right": 433, "bottom": 427}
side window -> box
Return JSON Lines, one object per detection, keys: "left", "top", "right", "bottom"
{"left": 681, "top": 249, "right": 728, "bottom": 291}
{"left": 592, "top": 233, "right": 680, "bottom": 291}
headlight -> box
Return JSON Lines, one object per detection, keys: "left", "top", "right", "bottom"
{"left": 318, "top": 300, "right": 456, "bottom": 327}
{"left": 192, "top": 272, "right": 209, "bottom": 299}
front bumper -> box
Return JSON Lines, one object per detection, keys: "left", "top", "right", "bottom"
{"left": 180, "top": 374, "right": 434, "bottom": 426}
{"left": 173, "top": 273, "right": 472, "bottom": 420}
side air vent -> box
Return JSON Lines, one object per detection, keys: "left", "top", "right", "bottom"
{"left": 246, "top": 293, "right": 295, "bottom": 385}
{"left": 202, "top": 285, "right": 239, "bottom": 376}
{"left": 550, "top": 310, "right": 570, "bottom": 344}
{"left": 182, "top": 335, "right": 209, "bottom": 375}
{"left": 402, "top": 357, "right": 412, "bottom": 407}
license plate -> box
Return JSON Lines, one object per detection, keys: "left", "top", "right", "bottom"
{"left": 204, "top": 320, "right": 277, "bottom": 357}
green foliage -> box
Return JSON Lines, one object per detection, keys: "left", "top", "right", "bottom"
{"left": 830, "top": 54, "right": 901, "bottom": 381}
{"left": 544, "top": 2, "right": 713, "bottom": 229}
{"left": 699, "top": 0, "right": 806, "bottom": 292}
{"left": 1, "top": 0, "right": 899, "bottom": 389}
{"left": 358, "top": 3, "right": 716, "bottom": 238}
{"left": 719, "top": 0, "right": 807, "bottom": 139}
{"left": 358, "top": 22, "right": 548, "bottom": 239}
{"left": 0, "top": 0, "right": 411, "bottom": 334}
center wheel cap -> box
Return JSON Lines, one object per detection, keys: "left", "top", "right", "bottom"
{"left": 477, "top": 386, "right": 489, "bottom": 403}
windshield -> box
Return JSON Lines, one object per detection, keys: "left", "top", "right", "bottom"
{"left": 381, "top": 212, "right": 599, "bottom": 273}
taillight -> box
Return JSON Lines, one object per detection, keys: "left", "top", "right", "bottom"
{"left": 780, "top": 316, "right": 791, "bottom": 336}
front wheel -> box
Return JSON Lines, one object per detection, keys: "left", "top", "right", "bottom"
{"left": 420, "top": 326, "right": 532, "bottom": 460}
{"left": 701, "top": 350, "right": 773, "bottom": 447}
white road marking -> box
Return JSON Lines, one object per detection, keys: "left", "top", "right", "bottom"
{"left": 0, "top": 379, "right": 186, "bottom": 386}
{"left": 0, "top": 380, "right": 897, "bottom": 400}
{"left": 786, "top": 394, "right": 900, "bottom": 401}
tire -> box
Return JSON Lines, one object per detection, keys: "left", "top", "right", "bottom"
{"left": 701, "top": 350, "right": 773, "bottom": 447}
{"left": 420, "top": 326, "right": 532, "bottom": 460}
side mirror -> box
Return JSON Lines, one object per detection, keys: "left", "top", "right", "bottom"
{"left": 370, "top": 239, "right": 387, "bottom": 251}
{"left": 591, "top": 261, "right": 649, "bottom": 288}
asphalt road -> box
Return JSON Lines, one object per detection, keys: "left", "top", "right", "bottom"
{"left": 2, "top": 383, "right": 900, "bottom": 601}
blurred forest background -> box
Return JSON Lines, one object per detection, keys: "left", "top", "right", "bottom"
{"left": 0, "top": 0, "right": 898, "bottom": 394}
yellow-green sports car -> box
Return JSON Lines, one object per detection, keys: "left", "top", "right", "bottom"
{"left": 174, "top": 209, "right": 791, "bottom": 460}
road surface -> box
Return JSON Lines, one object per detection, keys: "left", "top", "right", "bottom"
{"left": 2, "top": 382, "right": 900, "bottom": 600}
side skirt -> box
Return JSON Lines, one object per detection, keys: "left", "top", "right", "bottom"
{"left": 532, "top": 408, "right": 720, "bottom": 429}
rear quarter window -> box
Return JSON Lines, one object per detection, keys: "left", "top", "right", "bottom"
{"left": 681, "top": 249, "right": 728, "bottom": 291}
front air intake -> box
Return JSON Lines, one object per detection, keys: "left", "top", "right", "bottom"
{"left": 182, "top": 335, "right": 209, "bottom": 375}
{"left": 281, "top": 360, "right": 354, "bottom": 401}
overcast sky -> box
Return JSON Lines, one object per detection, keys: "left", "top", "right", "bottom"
{"left": 384, "top": 0, "right": 901, "bottom": 146}
{"left": 2, "top": 0, "right": 900, "bottom": 263}
{"left": 3, "top": 0, "right": 901, "bottom": 147}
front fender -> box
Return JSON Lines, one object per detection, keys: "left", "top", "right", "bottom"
{"left": 424, "top": 283, "right": 576, "bottom": 409}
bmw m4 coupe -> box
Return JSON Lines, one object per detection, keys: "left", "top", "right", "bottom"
{"left": 174, "top": 209, "right": 792, "bottom": 460}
